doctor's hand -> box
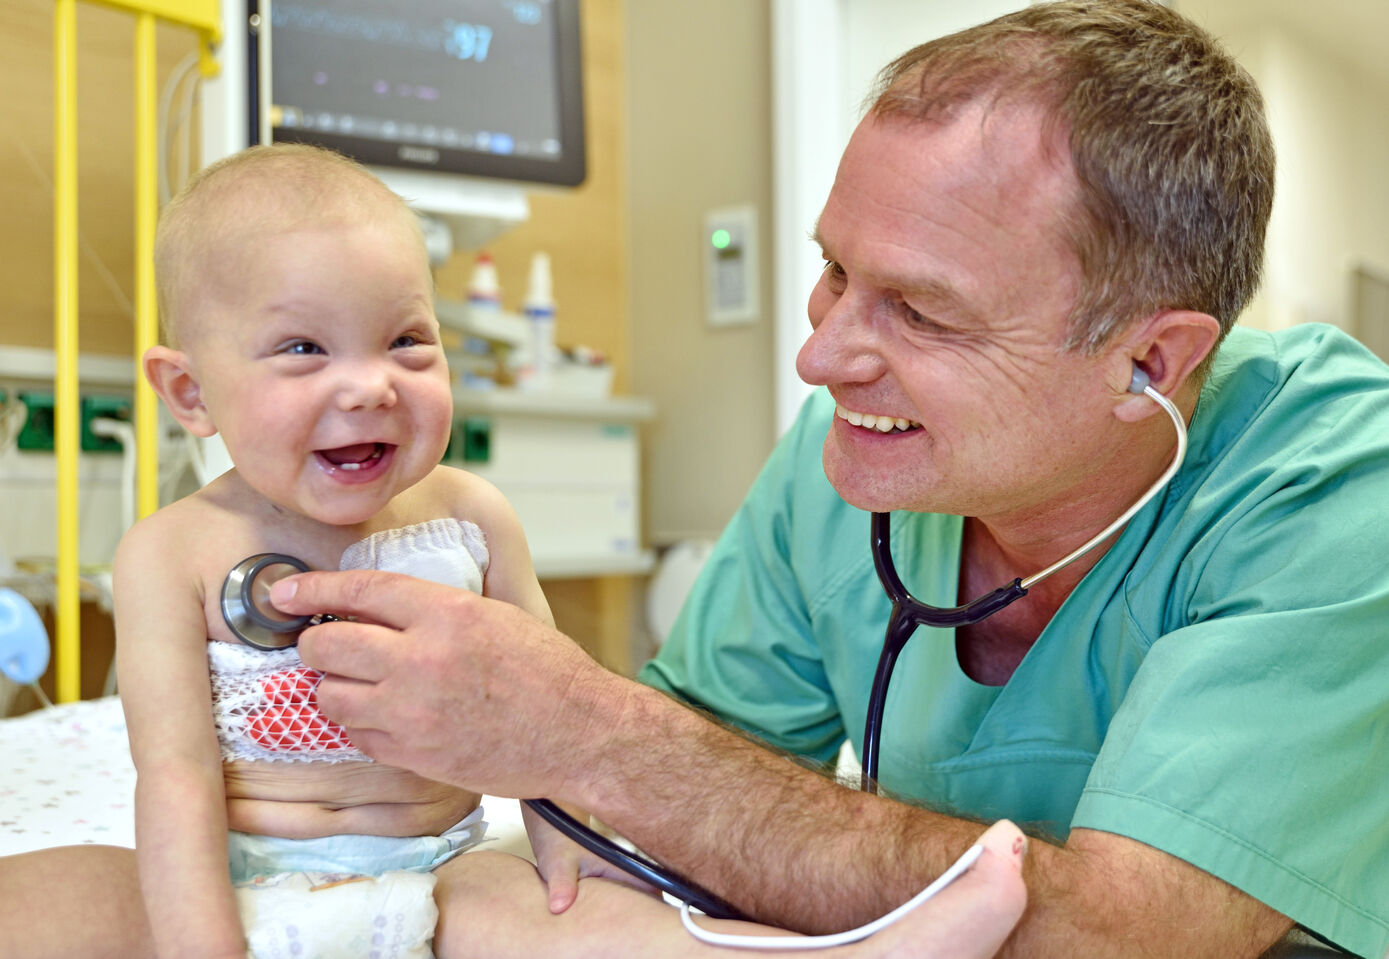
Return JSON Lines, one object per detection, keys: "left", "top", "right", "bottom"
{"left": 271, "top": 569, "right": 630, "bottom": 802}
{"left": 521, "top": 800, "right": 661, "bottom": 914}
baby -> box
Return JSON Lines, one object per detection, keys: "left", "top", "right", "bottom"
{"left": 115, "top": 143, "right": 623, "bottom": 958}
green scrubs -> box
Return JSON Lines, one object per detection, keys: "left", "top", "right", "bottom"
{"left": 641, "top": 324, "right": 1389, "bottom": 958}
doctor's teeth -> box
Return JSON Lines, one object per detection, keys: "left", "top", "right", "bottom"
{"left": 835, "top": 404, "right": 921, "bottom": 433}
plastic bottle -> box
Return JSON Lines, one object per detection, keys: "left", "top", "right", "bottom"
{"left": 523, "top": 252, "right": 556, "bottom": 391}
{"left": 466, "top": 252, "right": 502, "bottom": 311}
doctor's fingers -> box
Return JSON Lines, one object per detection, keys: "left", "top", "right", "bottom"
{"left": 298, "top": 618, "right": 401, "bottom": 683}
{"left": 270, "top": 568, "right": 453, "bottom": 627}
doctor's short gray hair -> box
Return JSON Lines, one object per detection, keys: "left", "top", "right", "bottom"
{"left": 871, "top": 0, "right": 1274, "bottom": 356}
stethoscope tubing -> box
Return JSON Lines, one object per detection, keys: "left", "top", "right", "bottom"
{"left": 861, "top": 381, "right": 1188, "bottom": 793}
{"left": 522, "top": 798, "right": 749, "bottom": 919}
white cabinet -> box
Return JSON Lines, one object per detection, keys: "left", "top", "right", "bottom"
{"left": 448, "top": 389, "right": 655, "bottom": 579}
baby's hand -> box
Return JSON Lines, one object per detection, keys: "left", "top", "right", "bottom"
{"left": 522, "top": 801, "right": 659, "bottom": 914}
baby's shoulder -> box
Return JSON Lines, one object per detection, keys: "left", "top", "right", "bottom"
{"left": 405, "top": 464, "right": 512, "bottom": 522}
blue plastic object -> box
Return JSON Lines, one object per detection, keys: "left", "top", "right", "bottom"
{"left": 0, "top": 587, "right": 49, "bottom": 684}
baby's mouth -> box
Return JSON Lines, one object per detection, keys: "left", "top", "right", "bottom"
{"left": 318, "top": 442, "right": 389, "bottom": 471}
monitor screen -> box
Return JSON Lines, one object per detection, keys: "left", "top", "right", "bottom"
{"left": 264, "top": 0, "right": 586, "bottom": 186}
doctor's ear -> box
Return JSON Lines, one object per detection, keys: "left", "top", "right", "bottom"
{"left": 1112, "top": 310, "right": 1220, "bottom": 423}
{"left": 144, "top": 345, "right": 217, "bottom": 438}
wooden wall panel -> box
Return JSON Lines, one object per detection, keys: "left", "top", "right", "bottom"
{"left": 1, "top": 0, "right": 198, "bottom": 358}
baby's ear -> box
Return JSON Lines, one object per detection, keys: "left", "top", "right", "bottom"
{"left": 143, "top": 346, "right": 216, "bottom": 437}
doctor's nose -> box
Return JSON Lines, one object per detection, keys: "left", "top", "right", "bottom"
{"left": 796, "top": 288, "right": 887, "bottom": 387}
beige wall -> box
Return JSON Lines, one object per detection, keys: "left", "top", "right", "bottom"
{"left": 0, "top": 0, "right": 198, "bottom": 357}
{"left": 1178, "top": 1, "right": 1389, "bottom": 334}
{"left": 627, "top": 0, "right": 776, "bottom": 545}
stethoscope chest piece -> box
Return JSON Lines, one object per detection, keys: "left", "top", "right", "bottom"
{"left": 221, "top": 553, "right": 315, "bottom": 650}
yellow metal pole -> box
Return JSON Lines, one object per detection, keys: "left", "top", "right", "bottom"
{"left": 54, "top": 0, "right": 81, "bottom": 704}
{"left": 134, "top": 12, "right": 159, "bottom": 520}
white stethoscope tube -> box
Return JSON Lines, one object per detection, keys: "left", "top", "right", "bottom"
{"left": 680, "top": 843, "right": 984, "bottom": 949}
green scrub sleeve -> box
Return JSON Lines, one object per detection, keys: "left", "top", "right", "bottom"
{"left": 1076, "top": 398, "right": 1389, "bottom": 959}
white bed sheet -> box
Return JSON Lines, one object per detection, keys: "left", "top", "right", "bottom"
{"left": 0, "top": 696, "right": 531, "bottom": 861}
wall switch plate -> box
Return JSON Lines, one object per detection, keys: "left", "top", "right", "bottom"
{"left": 704, "top": 205, "right": 759, "bottom": 327}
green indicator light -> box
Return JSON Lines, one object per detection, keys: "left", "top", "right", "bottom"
{"left": 711, "top": 229, "right": 732, "bottom": 250}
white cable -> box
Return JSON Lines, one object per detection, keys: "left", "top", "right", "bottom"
{"left": 89, "top": 418, "right": 137, "bottom": 535}
{"left": 679, "top": 843, "right": 983, "bottom": 950}
{"left": 1021, "top": 383, "right": 1188, "bottom": 589}
{"left": 157, "top": 51, "right": 202, "bottom": 205}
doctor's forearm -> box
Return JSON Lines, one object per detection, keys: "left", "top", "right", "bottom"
{"left": 569, "top": 682, "right": 979, "bottom": 932}
{"left": 570, "top": 683, "right": 1290, "bottom": 956}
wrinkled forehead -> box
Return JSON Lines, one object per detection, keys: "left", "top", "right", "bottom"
{"left": 860, "top": 94, "right": 1074, "bottom": 201}
{"left": 818, "top": 102, "right": 1085, "bottom": 329}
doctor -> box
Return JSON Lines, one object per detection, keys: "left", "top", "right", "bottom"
{"left": 274, "top": 2, "right": 1389, "bottom": 958}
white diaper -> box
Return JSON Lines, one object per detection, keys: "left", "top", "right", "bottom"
{"left": 235, "top": 870, "right": 438, "bottom": 959}
{"left": 231, "top": 807, "right": 489, "bottom": 959}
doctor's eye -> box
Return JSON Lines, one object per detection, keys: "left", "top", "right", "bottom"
{"left": 821, "top": 259, "right": 847, "bottom": 291}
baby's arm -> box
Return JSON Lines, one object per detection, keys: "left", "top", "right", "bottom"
{"left": 115, "top": 513, "right": 247, "bottom": 959}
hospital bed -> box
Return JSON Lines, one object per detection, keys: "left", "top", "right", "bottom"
{"left": 0, "top": 580, "right": 533, "bottom": 862}
{"left": 0, "top": 694, "right": 535, "bottom": 864}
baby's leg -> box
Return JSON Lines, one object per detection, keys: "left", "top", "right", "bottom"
{"left": 0, "top": 845, "right": 152, "bottom": 959}
{"left": 432, "top": 822, "right": 1026, "bottom": 959}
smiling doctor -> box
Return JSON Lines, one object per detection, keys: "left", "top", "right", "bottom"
{"left": 224, "top": 2, "right": 1389, "bottom": 957}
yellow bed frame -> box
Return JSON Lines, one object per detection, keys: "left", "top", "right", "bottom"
{"left": 49, "top": 0, "right": 220, "bottom": 701}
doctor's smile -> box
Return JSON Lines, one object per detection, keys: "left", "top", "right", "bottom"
{"left": 833, "top": 405, "right": 923, "bottom": 434}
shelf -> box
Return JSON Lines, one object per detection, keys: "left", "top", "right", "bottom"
{"left": 452, "top": 387, "right": 655, "bottom": 422}
{"left": 534, "top": 550, "right": 655, "bottom": 580}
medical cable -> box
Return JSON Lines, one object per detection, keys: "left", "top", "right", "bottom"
{"left": 679, "top": 843, "right": 984, "bottom": 950}
{"left": 860, "top": 369, "right": 1188, "bottom": 791}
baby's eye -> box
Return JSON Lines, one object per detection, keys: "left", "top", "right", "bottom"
{"left": 283, "top": 340, "right": 325, "bottom": 356}
{"left": 391, "top": 334, "right": 421, "bottom": 349}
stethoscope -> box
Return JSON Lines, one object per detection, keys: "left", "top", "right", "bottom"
{"left": 861, "top": 365, "right": 1187, "bottom": 791}
{"left": 218, "top": 366, "right": 1187, "bottom": 933}
{"left": 220, "top": 557, "right": 752, "bottom": 919}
